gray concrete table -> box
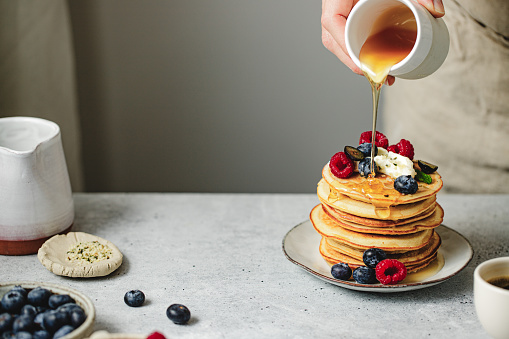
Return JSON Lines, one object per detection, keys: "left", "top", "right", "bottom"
{"left": 1, "top": 193, "right": 508, "bottom": 338}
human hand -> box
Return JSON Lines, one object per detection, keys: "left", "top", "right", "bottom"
{"left": 321, "top": 0, "right": 445, "bottom": 85}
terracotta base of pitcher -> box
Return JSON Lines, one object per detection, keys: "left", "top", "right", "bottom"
{"left": 0, "top": 224, "right": 73, "bottom": 256}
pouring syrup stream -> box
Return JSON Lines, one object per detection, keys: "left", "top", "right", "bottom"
{"left": 358, "top": 3, "right": 417, "bottom": 178}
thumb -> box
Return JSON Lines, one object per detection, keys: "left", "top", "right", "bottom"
{"left": 417, "top": 0, "right": 445, "bottom": 18}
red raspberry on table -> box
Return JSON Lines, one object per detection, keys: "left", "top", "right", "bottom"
{"left": 329, "top": 152, "right": 354, "bottom": 179}
{"left": 387, "top": 144, "right": 399, "bottom": 153}
{"left": 396, "top": 139, "right": 415, "bottom": 160}
{"left": 359, "top": 131, "right": 389, "bottom": 149}
{"left": 375, "top": 259, "right": 407, "bottom": 285}
{"left": 147, "top": 332, "right": 166, "bottom": 339}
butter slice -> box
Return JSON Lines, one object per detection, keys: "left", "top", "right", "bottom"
{"left": 374, "top": 148, "right": 416, "bottom": 179}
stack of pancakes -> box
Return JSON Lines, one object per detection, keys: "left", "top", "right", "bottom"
{"left": 311, "top": 162, "right": 444, "bottom": 273}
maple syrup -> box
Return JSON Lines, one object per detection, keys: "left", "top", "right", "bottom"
{"left": 359, "top": 3, "right": 417, "bottom": 180}
{"left": 403, "top": 253, "right": 445, "bottom": 283}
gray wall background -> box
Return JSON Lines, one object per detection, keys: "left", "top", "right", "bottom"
{"left": 68, "top": 0, "right": 374, "bottom": 193}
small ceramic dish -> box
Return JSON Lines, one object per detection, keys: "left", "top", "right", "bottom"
{"left": 0, "top": 281, "right": 95, "bottom": 338}
{"left": 38, "top": 232, "right": 123, "bottom": 278}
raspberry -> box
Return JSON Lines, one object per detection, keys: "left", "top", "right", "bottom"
{"left": 359, "top": 131, "right": 389, "bottom": 149}
{"left": 396, "top": 139, "right": 414, "bottom": 159}
{"left": 375, "top": 259, "right": 407, "bottom": 285}
{"left": 329, "top": 152, "right": 354, "bottom": 179}
{"left": 147, "top": 332, "right": 166, "bottom": 339}
{"left": 386, "top": 144, "right": 399, "bottom": 153}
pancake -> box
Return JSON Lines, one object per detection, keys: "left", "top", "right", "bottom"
{"left": 310, "top": 155, "right": 444, "bottom": 279}
{"left": 324, "top": 231, "right": 441, "bottom": 264}
{"left": 321, "top": 200, "right": 437, "bottom": 227}
{"left": 322, "top": 163, "right": 443, "bottom": 206}
{"left": 318, "top": 179, "right": 437, "bottom": 220}
{"left": 322, "top": 203, "right": 444, "bottom": 235}
{"left": 319, "top": 237, "right": 438, "bottom": 273}
{"left": 310, "top": 204, "right": 434, "bottom": 251}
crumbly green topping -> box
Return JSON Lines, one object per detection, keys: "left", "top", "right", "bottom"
{"left": 66, "top": 240, "right": 113, "bottom": 264}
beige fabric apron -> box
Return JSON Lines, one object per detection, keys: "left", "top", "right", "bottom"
{"left": 0, "top": 0, "right": 84, "bottom": 191}
{"left": 383, "top": 0, "right": 509, "bottom": 193}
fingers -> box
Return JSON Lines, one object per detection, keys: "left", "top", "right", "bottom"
{"left": 416, "top": 0, "right": 445, "bottom": 18}
{"left": 321, "top": 0, "right": 363, "bottom": 75}
{"left": 322, "top": 28, "right": 363, "bottom": 75}
{"left": 385, "top": 76, "right": 396, "bottom": 86}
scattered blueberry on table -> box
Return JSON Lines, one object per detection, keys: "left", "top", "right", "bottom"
{"left": 166, "top": 304, "right": 191, "bottom": 325}
{"left": 124, "top": 290, "right": 145, "bottom": 307}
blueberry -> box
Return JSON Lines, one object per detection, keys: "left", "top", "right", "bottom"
{"left": 363, "top": 248, "right": 388, "bottom": 269}
{"left": 353, "top": 266, "right": 378, "bottom": 284}
{"left": 1, "top": 291, "right": 26, "bottom": 314}
{"left": 56, "top": 303, "right": 82, "bottom": 314}
{"left": 12, "top": 314, "right": 34, "bottom": 333}
{"left": 344, "top": 146, "right": 365, "bottom": 161}
{"left": 0, "top": 313, "right": 14, "bottom": 332}
{"left": 32, "top": 331, "right": 50, "bottom": 339}
{"left": 357, "top": 143, "right": 378, "bottom": 158}
{"left": 52, "top": 325, "right": 74, "bottom": 339}
{"left": 70, "top": 308, "right": 86, "bottom": 328}
{"left": 9, "top": 287, "right": 28, "bottom": 298}
{"left": 20, "top": 305, "right": 37, "bottom": 318}
{"left": 394, "top": 175, "right": 418, "bottom": 194}
{"left": 331, "top": 263, "right": 352, "bottom": 280}
{"left": 124, "top": 290, "right": 145, "bottom": 307}
{"left": 358, "top": 158, "right": 375, "bottom": 177}
{"left": 27, "top": 288, "right": 52, "bottom": 308}
{"left": 2, "top": 331, "right": 16, "bottom": 339}
{"left": 33, "top": 312, "right": 46, "bottom": 329}
{"left": 13, "top": 332, "right": 32, "bottom": 339}
{"left": 166, "top": 304, "right": 191, "bottom": 325}
{"left": 48, "top": 295, "right": 74, "bottom": 310}
{"left": 41, "top": 311, "right": 68, "bottom": 333}
{"left": 417, "top": 160, "right": 438, "bottom": 174}
{"left": 36, "top": 307, "right": 49, "bottom": 314}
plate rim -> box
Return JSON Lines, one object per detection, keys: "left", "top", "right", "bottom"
{"left": 282, "top": 220, "right": 474, "bottom": 291}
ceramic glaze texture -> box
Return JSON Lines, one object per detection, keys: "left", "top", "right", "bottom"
{"left": 345, "top": 0, "right": 449, "bottom": 79}
{"left": 0, "top": 117, "right": 74, "bottom": 244}
{"left": 474, "top": 257, "right": 509, "bottom": 339}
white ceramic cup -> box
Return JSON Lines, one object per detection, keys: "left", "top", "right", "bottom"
{"left": 0, "top": 116, "right": 74, "bottom": 255}
{"left": 474, "top": 257, "right": 509, "bottom": 339}
{"left": 345, "top": 0, "right": 450, "bottom": 79}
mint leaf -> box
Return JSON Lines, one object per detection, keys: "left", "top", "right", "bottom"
{"left": 415, "top": 170, "right": 432, "bottom": 184}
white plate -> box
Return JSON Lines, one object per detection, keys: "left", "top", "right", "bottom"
{"left": 282, "top": 221, "right": 473, "bottom": 292}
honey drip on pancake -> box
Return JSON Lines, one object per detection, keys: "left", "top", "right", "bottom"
{"left": 330, "top": 174, "right": 405, "bottom": 219}
{"left": 327, "top": 188, "right": 345, "bottom": 203}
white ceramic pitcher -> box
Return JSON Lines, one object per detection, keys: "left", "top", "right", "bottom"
{"left": 0, "top": 116, "right": 74, "bottom": 255}
{"left": 345, "top": 0, "right": 450, "bottom": 80}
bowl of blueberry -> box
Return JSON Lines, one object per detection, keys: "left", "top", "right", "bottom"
{"left": 0, "top": 281, "right": 95, "bottom": 339}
